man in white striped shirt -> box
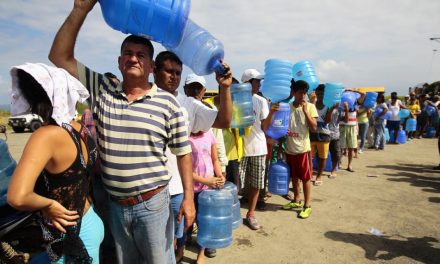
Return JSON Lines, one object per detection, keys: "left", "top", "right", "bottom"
{"left": 48, "top": 1, "right": 195, "bottom": 263}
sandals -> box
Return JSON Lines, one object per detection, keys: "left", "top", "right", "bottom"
{"left": 329, "top": 173, "right": 337, "bottom": 179}
{"left": 346, "top": 168, "right": 355, "bottom": 172}
{"left": 313, "top": 180, "right": 323, "bottom": 186}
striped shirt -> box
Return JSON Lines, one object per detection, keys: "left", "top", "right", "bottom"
{"left": 77, "top": 62, "right": 191, "bottom": 197}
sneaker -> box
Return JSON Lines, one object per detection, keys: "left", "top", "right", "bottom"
{"left": 246, "top": 215, "right": 261, "bottom": 230}
{"left": 298, "top": 207, "right": 312, "bottom": 219}
{"left": 281, "top": 201, "right": 302, "bottom": 210}
{"left": 358, "top": 149, "right": 364, "bottom": 154}
{"left": 204, "top": 248, "right": 217, "bottom": 258}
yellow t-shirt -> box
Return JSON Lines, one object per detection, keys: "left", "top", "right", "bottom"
{"left": 285, "top": 102, "right": 319, "bottom": 155}
{"left": 407, "top": 103, "right": 420, "bottom": 115}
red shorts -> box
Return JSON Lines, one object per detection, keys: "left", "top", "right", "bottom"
{"left": 286, "top": 152, "right": 313, "bottom": 181}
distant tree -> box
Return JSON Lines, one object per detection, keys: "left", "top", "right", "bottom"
{"left": 425, "top": 81, "right": 440, "bottom": 94}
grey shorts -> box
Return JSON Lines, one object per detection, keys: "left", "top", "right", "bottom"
{"left": 238, "top": 155, "right": 266, "bottom": 190}
{"left": 329, "top": 139, "right": 341, "bottom": 163}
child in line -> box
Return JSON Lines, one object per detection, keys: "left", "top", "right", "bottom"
{"left": 184, "top": 75, "right": 225, "bottom": 264}
{"left": 281, "top": 80, "right": 318, "bottom": 219}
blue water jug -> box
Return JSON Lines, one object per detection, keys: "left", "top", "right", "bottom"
{"left": 396, "top": 129, "right": 406, "bottom": 144}
{"left": 166, "top": 19, "right": 225, "bottom": 75}
{"left": 425, "top": 126, "right": 436, "bottom": 138}
{"left": 0, "top": 139, "right": 17, "bottom": 207}
{"left": 374, "top": 107, "right": 391, "bottom": 120}
{"left": 363, "top": 92, "right": 378, "bottom": 109}
{"left": 230, "top": 83, "right": 254, "bottom": 129}
{"left": 265, "top": 103, "right": 290, "bottom": 140}
{"left": 292, "top": 60, "right": 319, "bottom": 92}
{"left": 98, "top": 0, "right": 191, "bottom": 48}
{"left": 262, "top": 59, "right": 293, "bottom": 103}
{"left": 405, "top": 118, "right": 417, "bottom": 132}
{"left": 312, "top": 152, "right": 337, "bottom": 172}
{"left": 389, "top": 130, "right": 395, "bottom": 143}
{"left": 268, "top": 160, "right": 290, "bottom": 195}
{"left": 223, "top": 181, "right": 242, "bottom": 230}
{"left": 385, "top": 127, "right": 390, "bottom": 142}
{"left": 197, "top": 188, "right": 233, "bottom": 249}
{"left": 399, "top": 109, "right": 410, "bottom": 119}
{"left": 425, "top": 105, "right": 437, "bottom": 116}
{"left": 323, "top": 82, "right": 343, "bottom": 108}
{"left": 340, "top": 91, "right": 357, "bottom": 110}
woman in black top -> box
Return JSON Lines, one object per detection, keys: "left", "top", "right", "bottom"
{"left": 8, "top": 67, "right": 102, "bottom": 263}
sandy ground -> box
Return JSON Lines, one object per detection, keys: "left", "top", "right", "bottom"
{"left": 3, "top": 130, "right": 440, "bottom": 264}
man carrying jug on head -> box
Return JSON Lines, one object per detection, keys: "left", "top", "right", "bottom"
{"left": 48, "top": 1, "right": 195, "bottom": 263}
{"left": 238, "top": 69, "right": 279, "bottom": 230}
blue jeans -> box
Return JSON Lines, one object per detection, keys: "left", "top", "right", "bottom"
{"left": 91, "top": 174, "right": 116, "bottom": 261}
{"left": 170, "top": 193, "right": 184, "bottom": 240}
{"left": 358, "top": 123, "right": 369, "bottom": 150}
{"left": 374, "top": 123, "right": 386, "bottom": 149}
{"left": 108, "top": 186, "right": 175, "bottom": 264}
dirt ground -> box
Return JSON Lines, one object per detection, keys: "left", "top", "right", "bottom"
{"left": 3, "top": 130, "right": 440, "bottom": 264}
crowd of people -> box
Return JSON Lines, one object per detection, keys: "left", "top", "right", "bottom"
{"left": 3, "top": 1, "right": 440, "bottom": 264}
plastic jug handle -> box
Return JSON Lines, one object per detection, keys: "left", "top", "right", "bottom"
{"left": 212, "top": 60, "right": 226, "bottom": 76}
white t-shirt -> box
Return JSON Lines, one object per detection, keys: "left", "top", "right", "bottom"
{"left": 176, "top": 92, "right": 218, "bottom": 134}
{"left": 243, "top": 94, "right": 269, "bottom": 156}
{"left": 166, "top": 101, "right": 189, "bottom": 196}
{"left": 387, "top": 99, "right": 402, "bottom": 121}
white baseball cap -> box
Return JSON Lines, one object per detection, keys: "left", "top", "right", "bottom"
{"left": 241, "top": 69, "right": 264, "bottom": 83}
{"left": 185, "top": 73, "right": 207, "bottom": 87}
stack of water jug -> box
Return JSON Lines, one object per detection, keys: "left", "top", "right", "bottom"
{"left": 262, "top": 59, "right": 320, "bottom": 140}
{"left": 99, "top": 0, "right": 225, "bottom": 75}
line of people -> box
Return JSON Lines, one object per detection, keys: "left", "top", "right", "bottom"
{"left": 5, "top": 1, "right": 440, "bottom": 264}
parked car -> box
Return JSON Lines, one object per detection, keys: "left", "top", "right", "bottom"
{"left": 8, "top": 113, "right": 43, "bottom": 133}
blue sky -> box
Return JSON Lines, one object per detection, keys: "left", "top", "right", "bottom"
{"left": 1, "top": 0, "right": 440, "bottom": 107}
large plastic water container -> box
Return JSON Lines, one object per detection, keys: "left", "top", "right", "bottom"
{"left": 230, "top": 83, "right": 254, "bottom": 129}
{"left": 312, "top": 152, "right": 337, "bottom": 172}
{"left": 425, "top": 126, "right": 436, "bottom": 138}
{"left": 385, "top": 127, "right": 390, "bottom": 142}
{"left": 261, "top": 59, "right": 293, "bottom": 103}
{"left": 268, "top": 160, "right": 290, "bottom": 195}
{"left": 340, "top": 91, "right": 357, "bottom": 110}
{"left": 197, "top": 188, "right": 233, "bottom": 249}
{"left": 396, "top": 129, "right": 406, "bottom": 144}
{"left": 405, "top": 118, "right": 417, "bottom": 132}
{"left": 363, "top": 92, "right": 378, "bottom": 108}
{"left": 374, "top": 107, "right": 391, "bottom": 120}
{"left": 425, "top": 105, "right": 437, "bottom": 116}
{"left": 166, "top": 19, "right": 225, "bottom": 75}
{"left": 265, "top": 103, "right": 290, "bottom": 140}
{"left": 223, "top": 181, "right": 242, "bottom": 230}
{"left": 98, "top": 0, "right": 191, "bottom": 48}
{"left": 0, "top": 139, "right": 17, "bottom": 207}
{"left": 399, "top": 109, "right": 410, "bottom": 119}
{"left": 292, "top": 60, "right": 319, "bottom": 92}
{"left": 323, "top": 82, "right": 343, "bottom": 108}
{"left": 389, "top": 130, "right": 395, "bottom": 143}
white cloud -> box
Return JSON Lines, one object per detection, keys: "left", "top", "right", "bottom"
{"left": 1, "top": 0, "right": 440, "bottom": 103}
{"left": 316, "top": 59, "right": 351, "bottom": 84}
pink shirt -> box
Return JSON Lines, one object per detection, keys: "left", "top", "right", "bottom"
{"left": 189, "top": 130, "right": 216, "bottom": 193}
